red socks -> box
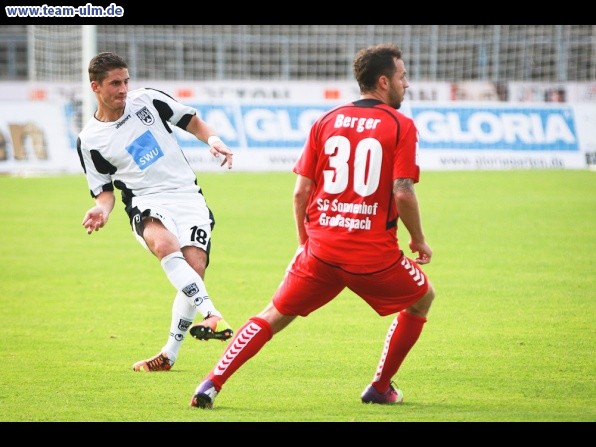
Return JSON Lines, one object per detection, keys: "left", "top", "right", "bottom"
{"left": 372, "top": 310, "right": 427, "bottom": 392}
{"left": 206, "top": 311, "right": 426, "bottom": 395}
{"left": 208, "top": 317, "right": 273, "bottom": 389}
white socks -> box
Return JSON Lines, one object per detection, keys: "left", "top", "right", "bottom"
{"left": 160, "top": 251, "right": 221, "bottom": 361}
{"left": 161, "top": 292, "right": 196, "bottom": 361}
{"left": 160, "top": 251, "right": 219, "bottom": 317}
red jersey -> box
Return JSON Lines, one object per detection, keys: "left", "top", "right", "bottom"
{"left": 293, "top": 98, "right": 420, "bottom": 271}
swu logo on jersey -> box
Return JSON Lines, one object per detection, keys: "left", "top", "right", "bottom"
{"left": 136, "top": 106, "right": 155, "bottom": 126}
{"left": 126, "top": 130, "right": 164, "bottom": 170}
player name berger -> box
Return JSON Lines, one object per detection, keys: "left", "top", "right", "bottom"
{"left": 334, "top": 114, "right": 381, "bottom": 132}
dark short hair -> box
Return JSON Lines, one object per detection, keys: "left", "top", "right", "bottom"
{"left": 88, "top": 52, "right": 128, "bottom": 83}
{"left": 353, "top": 43, "right": 403, "bottom": 93}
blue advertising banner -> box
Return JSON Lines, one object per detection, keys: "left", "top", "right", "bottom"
{"left": 411, "top": 105, "right": 578, "bottom": 151}
{"left": 1, "top": 100, "right": 593, "bottom": 174}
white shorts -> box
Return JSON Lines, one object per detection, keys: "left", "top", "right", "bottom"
{"left": 128, "top": 192, "right": 214, "bottom": 254}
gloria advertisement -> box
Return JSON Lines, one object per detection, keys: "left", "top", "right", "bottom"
{"left": 404, "top": 103, "right": 594, "bottom": 170}
{"left": 0, "top": 100, "right": 594, "bottom": 174}
{"left": 179, "top": 101, "right": 595, "bottom": 171}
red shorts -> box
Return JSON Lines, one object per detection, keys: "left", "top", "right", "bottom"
{"left": 272, "top": 241, "right": 430, "bottom": 317}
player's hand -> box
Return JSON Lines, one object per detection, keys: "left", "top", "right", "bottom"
{"left": 415, "top": 252, "right": 431, "bottom": 264}
{"left": 82, "top": 206, "right": 109, "bottom": 234}
{"left": 208, "top": 140, "right": 233, "bottom": 169}
{"left": 409, "top": 240, "right": 432, "bottom": 265}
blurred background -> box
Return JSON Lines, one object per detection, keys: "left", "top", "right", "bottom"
{"left": 0, "top": 25, "right": 595, "bottom": 174}
{"left": 2, "top": 25, "right": 594, "bottom": 84}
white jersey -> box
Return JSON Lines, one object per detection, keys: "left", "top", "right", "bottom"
{"left": 77, "top": 88, "right": 201, "bottom": 203}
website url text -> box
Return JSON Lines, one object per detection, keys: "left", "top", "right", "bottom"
{"left": 5, "top": 3, "right": 124, "bottom": 18}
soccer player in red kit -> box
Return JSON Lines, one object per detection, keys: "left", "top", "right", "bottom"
{"left": 190, "top": 43, "right": 436, "bottom": 408}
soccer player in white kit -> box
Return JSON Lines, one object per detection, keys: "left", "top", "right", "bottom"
{"left": 78, "top": 52, "right": 234, "bottom": 372}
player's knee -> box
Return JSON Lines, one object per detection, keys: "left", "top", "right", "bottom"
{"left": 424, "top": 283, "right": 435, "bottom": 304}
{"left": 407, "top": 284, "right": 435, "bottom": 317}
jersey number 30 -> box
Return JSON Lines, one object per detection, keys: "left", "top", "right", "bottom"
{"left": 323, "top": 135, "right": 382, "bottom": 197}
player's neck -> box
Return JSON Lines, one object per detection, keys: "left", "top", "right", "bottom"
{"left": 94, "top": 106, "right": 125, "bottom": 123}
{"left": 361, "top": 92, "right": 385, "bottom": 103}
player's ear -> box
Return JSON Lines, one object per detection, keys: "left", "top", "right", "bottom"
{"left": 378, "top": 75, "right": 389, "bottom": 90}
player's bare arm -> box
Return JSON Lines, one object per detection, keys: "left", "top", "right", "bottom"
{"left": 186, "top": 115, "right": 233, "bottom": 169}
{"left": 82, "top": 190, "right": 115, "bottom": 234}
{"left": 293, "top": 174, "right": 312, "bottom": 245}
{"left": 394, "top": 178, "right": 432, "bottom": 264}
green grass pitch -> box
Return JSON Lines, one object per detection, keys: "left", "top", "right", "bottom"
{"left": 0, "top": 170, "right": 594, "bottom": 422}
